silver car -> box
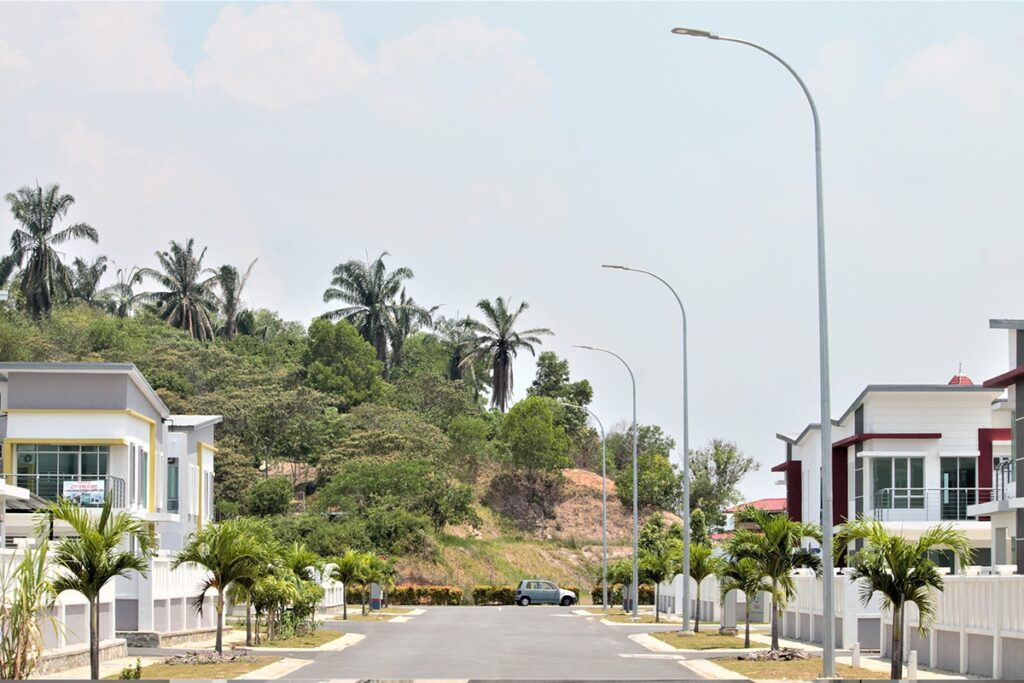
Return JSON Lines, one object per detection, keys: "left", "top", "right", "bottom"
{"left": 515, "top": 579, "right": 577, "bottom": 606}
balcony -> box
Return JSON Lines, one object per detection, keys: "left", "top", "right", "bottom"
{"left": 1, "top": 473, "right": 126, "bottom": 508}
{"left": 871, "top": 488, "right": 1002, "bottom": 522}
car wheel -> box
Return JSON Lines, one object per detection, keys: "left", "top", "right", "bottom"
{"left": 518, "top": 596, "right": 531, "bottom": 607}
{"left": 560, "top": 596, "right": 574, "bottom": 607}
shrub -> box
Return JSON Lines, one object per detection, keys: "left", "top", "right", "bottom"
{"left": 118, "top": 659, "right": 142, "bottom": 680}
{"left": 590, "top": 583, "right": 654, "bottom": 605}
{"left": 242, "top": 477, "right": 293, "bottom": 517}
{"left": 472, "top": 585, "right": 516, "bottom": 605}
{"left": 388, "top": 584, "right": 463, "bottom": 606}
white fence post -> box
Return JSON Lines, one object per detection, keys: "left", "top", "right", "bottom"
{"left": 852, "top": 641, "right": 860, "bottom": 668}
{"left": 908, "top": 650, "right": 918, "bottom": 682}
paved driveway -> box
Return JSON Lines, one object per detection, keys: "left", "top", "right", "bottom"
{"left": 288, "top": 606, "right": 707, "bottom": 680}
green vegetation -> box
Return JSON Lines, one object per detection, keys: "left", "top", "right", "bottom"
{"left": 115, "top": 656, "right": 279, "bottom": 680}
{"left": 0, "top": 543, "right": 55, "bottom": 679}
{"left": 255, "top": 629, "right": 342, "bottom": 649}
{"left": 835, "top": 517, "right": 972, "bottom": 680}
{"left": 715, "top": 656, "right": 886, "bottom": 680}
{"left": 718, "top": 556, "right": 772, "bottom": 648}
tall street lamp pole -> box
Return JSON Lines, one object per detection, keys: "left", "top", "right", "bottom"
{"left": 558, "top": 400, "right": 609, "bottom": 611}
{"left": 670, "top": 27, "right": 835, "bottom": 676}
{"left": 602, "top": 265, "right": 691, "bottom": 630}
{"left": 574, "top": 344, "right": 640, "bottom": 621}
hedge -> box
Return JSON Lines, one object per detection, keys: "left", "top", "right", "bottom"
{"left": 590, "top": 583, "right": 654, "bottom": 605}
{"left": 472, "top": 585, "right": 517, "bottom": 605}
{"left": 388, "top": 584, "right": 464, "bottom": 606}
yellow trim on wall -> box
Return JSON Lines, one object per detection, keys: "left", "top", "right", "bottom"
{"left": 196, "top": 443, "right": 204, "bottom": 531}
{"left": 3, "top": 441, "right": 12, "bottom": 477}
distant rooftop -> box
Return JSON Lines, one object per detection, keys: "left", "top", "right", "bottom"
{"left": 726, "top": 497, "right": 787, "bottom": 514}
{"left": 168, "top": 415, "right": 223, "bottom": 431}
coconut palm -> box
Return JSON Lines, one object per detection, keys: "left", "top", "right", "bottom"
{"left": 387, "top": 288, "right": 437, "bottom": 373}
{"left": 101, "top": 265, "right": 148, "bottom": 318}
{"left": 142, "top": 239, "right": 220, "bottom": 340}
{"left": 463, "top": 297, "right": 552, "bottom": 412}
{"left": 730, "top": 508, "right": 822, "bottom": 651}
{"left": 65, "top": 256, "right": 109, "bottom": 306}
{"left": 173, "top": 518, "right": 267, "bottom": 654}
{"left": 216, "top": 259, "right": 257, "bottom": 340}
{"left": 43, "top": 498, "right": 154, "bottom": 679}
{"left": 835, "top": 518, "right": 972, "bottom": 680}
{"left": 718, "top": 555, "right": 772, "bottom": 648}
{"left": 327, "top": 550, "right": 369, "bottom": 620}
{"left": 0, "top": 183, "right": 99, "bottom": 318}
{"left": 322, "top": 252, "right": 422, "bottom": 368}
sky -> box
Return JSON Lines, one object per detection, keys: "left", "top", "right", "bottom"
{"left": 2, "top": 2, "right": 1024, "bottom": 501}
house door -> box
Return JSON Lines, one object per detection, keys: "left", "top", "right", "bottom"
{"left": 940, "top": 456, "right": 977, "bottom": 520}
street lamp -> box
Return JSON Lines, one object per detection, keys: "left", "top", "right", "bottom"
{"left": 574, "top": 344, "right": 640, "bottom": 620}
{"left": 671, "top": 27, "right": 836, "bottom": 676}
{"left": 602, "top": 265, "right": 691, "bottom": 631}
{"left": 557, "top": 400, "right": 609, "bottom": 611}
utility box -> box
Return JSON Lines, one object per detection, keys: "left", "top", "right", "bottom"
{"left": 370, "top": 582, "right": 383, "bottom": 611}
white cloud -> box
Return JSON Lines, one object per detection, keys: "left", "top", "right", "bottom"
{"left": 37, "top": 4, "right": 190, "bottom": 95}
{"left": 194, "top": 3, "right": 369, "bottom": 110}
{"left": 887, "top": 34, "right": 1021, "bottom": 117}
{"left": 0, "top": 36, "right": 33, "bottom": 91}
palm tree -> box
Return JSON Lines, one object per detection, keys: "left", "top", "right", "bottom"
{"left": 327, "top": 549, "right": 369, "bottom": 620}
{"left": 730, "top": 508, "right": 822, "bottom": 651}
{"left": 640, "top": 541, "right": 682, "bottom": 623}
{"left": 43, "top": 498, "right": 154, "bottom": 679}
{"left": 172, "top": 518, "right": 267, "bottom": 654}
{"left": 322, "top": 252, "right": 420, "bottom": 368}
{"left": 718, "top": 555, "right": 771, "bottom": 648}
{"left": 101, "top": 265, "right": 148, "bottom": 318}
{"left": 835, "top": 518, "right": 972, "bottom": 680}
{"left": 142, "top": 239, "right": 220, "bottom": 340}
{"left": 282, "top": 542, "right": 321, "bottom": 581}
{"left": 387, "top": 289, "right": 437, "bottom": 373}
{"left": 216, "top": 259, "right": 257, "bottom": 340}
{"left": 0, "top": 541, "right": 55, "bottom": 679}
{"left": 688, "top": 543, "right": 725, "bottom": 633}
{"left": 463, "top": 297, "right": 552, "bottom": 412}
{"left": 0, "top": 183, "right": 99, "bottom": 318}
{"left": 65, "top": 256, "right": 109, "bottom": 306}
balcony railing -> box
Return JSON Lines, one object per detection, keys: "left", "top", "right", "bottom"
{"left": 2, "top": 473, "right": 126, "bottom": 508}
{"left": 872, "top": 487, "right": 999, "bottom": 522}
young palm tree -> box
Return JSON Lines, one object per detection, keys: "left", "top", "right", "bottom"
{"left": 718, "top": 555, "right": 771, "bottom": 647}
{"left": 387, "top": 288, "right": 437, "bottom": 374}
{"left": 173, "top": 518, "right": 267, "bottom": 654}
{"left": 0, "top": 183, "right": 99, "bottom": 318}
{"left": 0, "top": 542, "right": 55, "bottom": 679}
{"left": 44, "top": 498, "right": 154, "bottom": 679}
{"left": 327, "top": 550, "right": 369, "bottom": 620}
{"left": 101, "top": 265, "right": 148, "bottom": 318}
{"left": 282, "top": 542, "right": 321, "bottom": 581}
{"left": 463, "top": 297, "right": 552, "bottom": 412}
{"left": 65, "top": 256, "right": 109, "bottom": 306}
{"left": 730, "top": 508, "right": 822, "bottom": 651}
{"left": 835, "top": 518, "right": 972, "bottom": 680}
{"left": 640, "top": 541, "right": 682, "bottom": 623}
{"left": 216, "top": 259, "right": 257, "bottom": 340}
{"left": 322, "top": 252, "right": 423, "bottom": 367}
{"left": 688, "top": 543, "right": 725, "bottom": 632}
{"left": 141, "top": 239, "right": 220, "bottom": 340}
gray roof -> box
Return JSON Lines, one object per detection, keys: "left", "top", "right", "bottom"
{"left": 0, "top": 362, "right": 170, "bottom": 417}
{"left": 168, "top": 415, "right": 223, "bottom": 431}
{"left": 990, "top": 319, "right": 1024, "bottom": 330}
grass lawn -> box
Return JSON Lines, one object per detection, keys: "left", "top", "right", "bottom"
{"left": 331, "top": 608, "right": 411, "bottom": 621}
{"left": 586, "top": 607, "right": 663, "bottom": 624}
{"left": 256, "top": 630, "right": 343, "bottom": 648}
{"left": 716, "top": 656, "right": 888, "bottom": 680}
{"left": 106, "top": 656, "right": 278, "bottom": 680}
{"left": 649, "top": 630, "right": 751, "bottom": 650}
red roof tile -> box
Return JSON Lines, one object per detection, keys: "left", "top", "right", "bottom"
{"left": 948, "top": 373, "right": 974, "bottom": 385}
{"left": 725, "top": 497, "right": 787, "bottom": 514}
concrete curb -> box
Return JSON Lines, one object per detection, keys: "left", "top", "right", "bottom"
{"left": 677, "top": 657, "right": 748, "bottom": 680}
{"left": 236, "top": 657, "right": 311, "bottom": 680}
{"left": 629, "top": 633, "right": 680, "bottom": 652}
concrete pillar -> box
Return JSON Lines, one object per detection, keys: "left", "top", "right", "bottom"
{"left": 842, "top": 571, "right": 859, "bottom": 655}
{"left": 719, "top": 589, "right": 737, "bottom": 635}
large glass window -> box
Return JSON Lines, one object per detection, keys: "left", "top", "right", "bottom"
{"left": 941, "top": 456, "right": 977, "bottom": 520}
{"left": 14, "top": 444, "right": 110, "bottom": 502}
{"left": 167, "top": 457, "right": 179, "bottom": 513}
{"left": 872, "top": 456, "right": 924, "bottom": 509}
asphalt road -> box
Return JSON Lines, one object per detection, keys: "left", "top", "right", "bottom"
{"left": 286, "top": 606, "right": 707, "bottom": 680}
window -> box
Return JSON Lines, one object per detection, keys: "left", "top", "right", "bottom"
{"left": 14, "top": 444, "right": 110, "bottom": 503}
{"left": 167, "top": 457, "right": 179, "bottom": 513}
{"left": 941, "top": 456, "right": 977, "bottom": 520}
{"left": 138, "top": 449, "right": 148, "bottom": 509}
{"left": 872, "top": 456, "right": 924, "bottom": 509}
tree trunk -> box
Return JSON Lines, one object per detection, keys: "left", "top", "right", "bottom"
{"left": 215, "top": 590, "right": 225, "bottom": 655}
{"left": 342, "top": 588, "right": 348, "bottom": 620}
{"left": 361, "top": 586, "right": 367, "bottom": 615}
{"left": 90, "top": 595, "right": 100, "bottom": 680}
{"left": 891, "top": 601, "right": 904, "bottom": 680}
{"left": 654, "top": 583, "right": 660, "bottom": 623}
{"left": 245, "top": 597, "right": 253, "bottom": 647}
{"left": 694, "top": 582, "right": 702, "bottom": 633}
{"left": 744, "top": 599, "right": 751, "bottom": 649}
{"left": 771, "top": 581, "right": 780, "bottom": 651}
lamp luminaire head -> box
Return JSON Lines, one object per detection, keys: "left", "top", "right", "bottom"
{"left": 671, "top": 27, "right": 719, "bottom": 39}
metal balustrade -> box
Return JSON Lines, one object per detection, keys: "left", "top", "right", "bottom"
{"left": 872, "top": 487, "right": 997, "bottom": 521}
{"left": 2, "top": 472, "right": 126, "bottom": 508}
